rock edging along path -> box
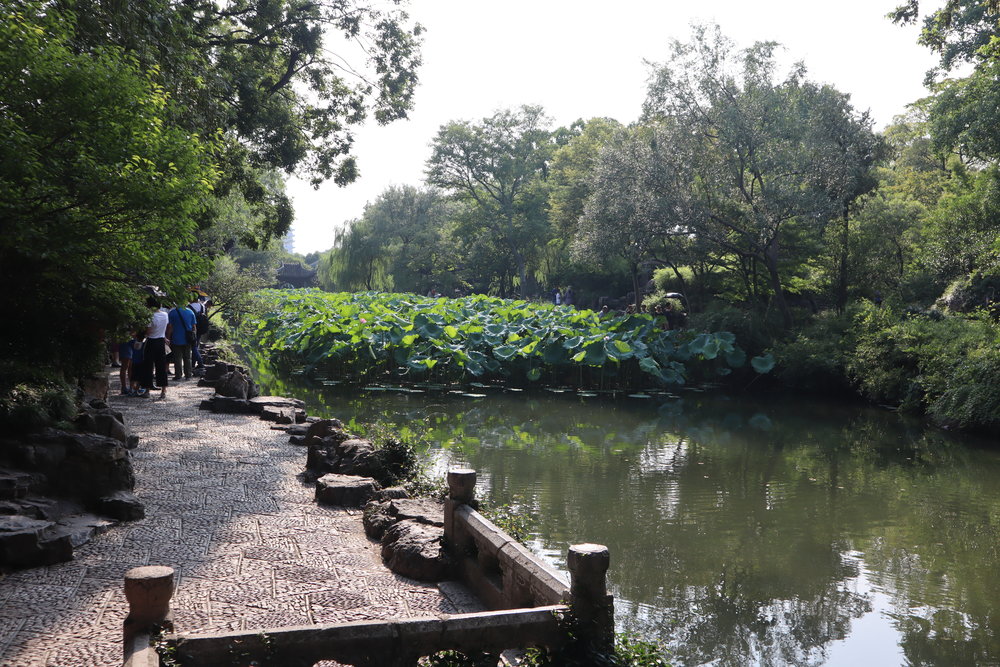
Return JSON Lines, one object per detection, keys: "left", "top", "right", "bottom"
{"left": 0, "top": 369, "right": 467, "bottom": 667}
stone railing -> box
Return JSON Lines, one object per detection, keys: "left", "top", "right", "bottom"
{"left": 122, "top": 469, "right": 613, "bottom": 666}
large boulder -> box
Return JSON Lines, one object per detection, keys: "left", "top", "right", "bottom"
{"left": 75, "top": 406, "right": 136, "bottom": 448}
{"left": 97, "top": 490, "right": 145, "bottom": 521}
{"left": 315, "top": 474, "right": 379, "bottom": 507}
{"left": 0, "top": 515, "right": 73, "bottom": 568}
{"left": 215, "top": 370, "right": 250, "bottom": 399}
{"left": 78, "top": 373, "right": 109, "bottom": 404}
{"left": 363, "top": 497, "right": 440, "bottom": 541}
{"left": 199, "top": 396, "right": 254, "bottom": 414}
{"left": 305, "top": 431, "right": 375, "bottom": 480}
{"left": 0, "top": 429, "right": 135, "bottom": 503}
{"left": 380, "top": 519, "right": 452, "bottom": 582}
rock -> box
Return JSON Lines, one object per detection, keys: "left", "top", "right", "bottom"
{"left": 97, "top": 491, "right": 145, "bottom": 521}
{"left": 289, "top": 435, "right": 307, "bottom": 446}
{"left": 362, "top": 496, "right": 439, "bottom": 541}
{"left": 204, "top": 363, "right": 230, "bottom": 382}
{"left": 1, "top": 430, "right": 134, "bottom": 503}
{"left": 259, "top": 405, "right": 302, "bottom": 424}
{"left": 306, "top": 437, "right": 377, "bottom": 480}
{"left": 216, "top": 371, "right": 249, "bottom": 400}
{"left": 315, "top": 474, "right": 379, "bottom": 507}
{"left": 376, "top": 487, "right": 410, "bottom": 501}
{"left": 78, "top": 372, "right": 109, "bottom": 404}
{"left": 0, "top": 515, "right": 73, "bottom": 568}
{"left": 0, "top": 469, "right": 39, "bottom": 501}
{"left": 389, "top": 498, "right": 444, "bottom": 527}
{"left": 201, "top": 396, "right": 254, "bottom": 414}
{"left": 75, "top": 407, "right": 131, "bottom": 445}
{"left": 0, "top": 496, "right": 59, "bottom": 520}
{"left": 305, "top": 418, "right": 345, "bottom": 440}
{"left": 286, "top": 424, "right": 310, "bottom": 437}
{"left": 380, "top": 520, "right": 452, "bottom": 582}
{"left": 249, "top": 396, "right": 306, "bottom": 414}
{"left": 52, "top": 513, "right": 118, "bottom": 547}
{"left": 363, "top": 500, "right": 397, "bottom": 540}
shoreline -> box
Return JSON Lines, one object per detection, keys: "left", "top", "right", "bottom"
{"left": 0, "top": 367, "right": 467, "bottom": 667}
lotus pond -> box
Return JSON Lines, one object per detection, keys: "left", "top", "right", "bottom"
{"left": 249, "top": 350, "right": 1000, "bottom": 667}
{"left": 243, "top": 290, "right": 773, "bottom": 390}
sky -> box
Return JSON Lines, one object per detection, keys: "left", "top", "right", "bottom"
{"left": 286, "top": 0, "right": 942, "bottom": 255}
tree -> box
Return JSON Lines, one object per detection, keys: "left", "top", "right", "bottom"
{"left": 319, "top": 185, "right": 455, "bottom": 293}
{"left": 573, "top": 123, "right": 693, "bottom": 307}
{"left": 0, "top": 3, "right": 218, "bottom": 376}
{"left": 643, "top": 26, "right": 881, "bottom": 326}
{"left": 64, "top": 0, "right": 424, "bottom": 242}
{"left": 890, "top": 1, "right": 1000, "bottom": 75}
{"left": 426, "top": 106, "right": 553, "bottom": 297}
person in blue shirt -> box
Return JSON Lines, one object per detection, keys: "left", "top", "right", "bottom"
{"left": 167, "top": 303, "right": 197, "bottom": 380}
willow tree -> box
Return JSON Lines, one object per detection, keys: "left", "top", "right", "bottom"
{"left": 643, "top": 25, "right": 881, "bottom": 326}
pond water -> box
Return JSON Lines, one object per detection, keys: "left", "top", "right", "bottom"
{"left": 253, "top": 361, "right": 1000, "bottom": 667}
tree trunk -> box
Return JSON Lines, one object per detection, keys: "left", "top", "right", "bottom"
{"left": 836, "top": 209, "right": 849, "bottom": 314}
{"left": 631, "top": 262, "right": 641, "bottom": 310}
{"left": 764, "top": 243, "right": 792, "bottom": 329}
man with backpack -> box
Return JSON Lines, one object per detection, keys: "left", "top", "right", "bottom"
{"left": 168, "top": 302, "right": 197, "bottom": 380}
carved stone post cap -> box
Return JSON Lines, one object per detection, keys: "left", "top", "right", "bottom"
{"left": 125, "top": 565, "right": 175, "bottom": 582}
{"left": 568, "top": 543, "right": 610, "bottom": 573}
{"left": 124, "top": 566, "right": 175, "bottom": 618}
{"left": 447, "top": 469, "right": 477, "bottom": 502}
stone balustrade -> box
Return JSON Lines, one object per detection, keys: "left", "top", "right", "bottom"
{"left": 123, "top": 469, "right": 613, "bottom": 665}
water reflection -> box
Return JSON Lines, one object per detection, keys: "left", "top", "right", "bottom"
{"left": 251, "top": 360, "right": 1000, "bottom": 666}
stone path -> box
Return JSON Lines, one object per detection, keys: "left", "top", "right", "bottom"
{"left": 0, "top": 371, "right": 465, "bottom": 666}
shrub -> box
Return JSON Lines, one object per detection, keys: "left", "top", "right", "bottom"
{"left": 359, "top": 421, "right": 421, "bottom": 487}
{"left": 0, "top": 361, "right": 77, "bottom": 433}
{"left": 769, "top": 309, "right": 855, "bottom": 394}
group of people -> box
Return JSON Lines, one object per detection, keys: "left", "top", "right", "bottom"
{"left": 551, "top": 286, "right": 574, "bottom": 307}
{"left": 116, "top": 293, "right": 211, "bottom": 399}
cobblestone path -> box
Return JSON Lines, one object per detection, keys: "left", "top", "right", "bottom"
{"left": 0, "top": 373, "right": 463, "bottom": 666}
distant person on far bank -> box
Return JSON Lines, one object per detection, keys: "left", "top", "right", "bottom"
{"left": 564, "top": 286, "right": 574, "bottom": 308}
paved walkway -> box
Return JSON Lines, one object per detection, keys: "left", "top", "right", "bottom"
{"left": 0, "top": 372, "right": 463, "bottom": 666}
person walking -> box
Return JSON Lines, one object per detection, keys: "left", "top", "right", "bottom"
{"left": 140, "top": 297, "right": 170, "bottom": 400}
{"left": 168, "top": 302, "right": 197, "bottom": 381}
{"left": 188, "top": 295, "right": 209, "bottom": 369}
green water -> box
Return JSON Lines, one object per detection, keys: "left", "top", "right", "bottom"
{"left": 254, "top": 363, "right": 1000, "bottom": 667}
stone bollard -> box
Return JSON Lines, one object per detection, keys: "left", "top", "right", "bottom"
{"left": 444, "top": 468, "right": 476, "bottom": 549}
{"left": 123, "top": 565, "right": 175, "bottom": 664}
{"left": 567, "top": 543, "right": 614, "bottom": 654}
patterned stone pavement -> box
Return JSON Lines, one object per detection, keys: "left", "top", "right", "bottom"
{"left": 0, "top": 371, "right": 467, "bottom": 666}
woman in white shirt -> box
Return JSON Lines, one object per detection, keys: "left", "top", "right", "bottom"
{"left": 140, "top": 297, "right": 171, "bottom": 399}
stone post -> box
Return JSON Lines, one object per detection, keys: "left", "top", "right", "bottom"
{"left": 444, "top": 468, "right": 476, "bottom": 549}
{"left": 567, "top": 543, "right": 614, "bottom": 654}
{"left": 123, "top": 565, "right": 175, "bottom": 663}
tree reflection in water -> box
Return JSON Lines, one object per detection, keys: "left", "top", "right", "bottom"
{"left": 249, "top": 355, "right": 1000, "bottom": 666}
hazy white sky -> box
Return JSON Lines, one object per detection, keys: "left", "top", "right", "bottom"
{"left": 287, "top": 0, "right": 941, "bottom": 254}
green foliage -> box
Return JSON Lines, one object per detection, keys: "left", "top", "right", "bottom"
{"left": 473, "top": 494, "right": 534, "bottom": 544}
{"left": 320, "top": 186, "right": 457, "bottom": 294}
{"left": 242, "top": 290, "right": 761, "bottom": 391}
{"left": 643, "top": 25, "right": 883, "bottom": 327}
{"left": 768, "top": 309, "right": 857, "bottom": 393}
{"left": 427, "top": 105, "right": 554, "bottom": 296}
{"left": 0, "top": 3, "right": 217, "bottom": 378}
{"left": 521, "top": 614, "right": 672, "bottom": 667}
{"left": 0, "top": 378, "right": 77, "bottom": 433}
{"left": 356, "top": 421, "right": 421, "bottom": 487}
{"left": 767, "top": 301, "right": 1000, "bottom": 430}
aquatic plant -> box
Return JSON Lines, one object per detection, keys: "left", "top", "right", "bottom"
{"left": 243, "top": 290, "right": 771, "bottom": 390}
